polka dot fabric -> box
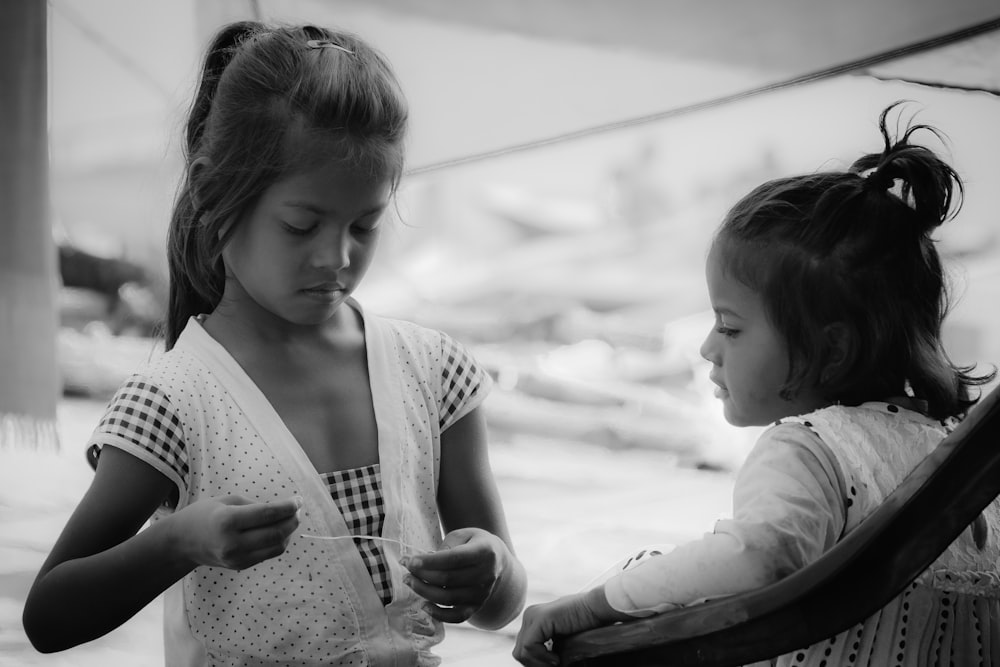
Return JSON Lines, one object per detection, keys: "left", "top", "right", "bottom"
{"left": 744, "top": 403, "right": 1000, "bottom": 666}
{"left": 383, "top": 319, "right": 492, "bottom": 561}
{"left": 164, "top": 333, "right": 369, "bottom": 664}
{"left": 86, "top": 312, "right": 490, "bottom": 666}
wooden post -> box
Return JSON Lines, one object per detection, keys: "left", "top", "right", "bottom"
{"left": 0, "top": 0, "right": 60, "bottom": 450}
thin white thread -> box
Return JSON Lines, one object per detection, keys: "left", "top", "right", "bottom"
{"left": 300, "top": 533, "right": 429, "bottom": 554}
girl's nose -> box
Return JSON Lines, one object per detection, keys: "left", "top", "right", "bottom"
{"left": 699, "top": 330, "right": 718, "bottom": 365}
{"left": 313, "top": 228, "right": 351, "bottom": 270}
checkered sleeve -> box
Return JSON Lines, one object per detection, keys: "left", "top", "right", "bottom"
{"left": 439, "top": 333, "right": 493, "bottom": 432}
{"left": 87, "top": 375, "right": 189, "bottom": 502}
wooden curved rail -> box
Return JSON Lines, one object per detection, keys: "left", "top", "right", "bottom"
{"left": 559, "top": 387, "right": 1000, "bottom": 667}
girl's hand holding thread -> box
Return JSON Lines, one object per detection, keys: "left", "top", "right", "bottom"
{"left": 401, "top": 527, "right": 511, "bottom": 623}
{"left": 173, "top": 495, "right": 302, "bottom": 570}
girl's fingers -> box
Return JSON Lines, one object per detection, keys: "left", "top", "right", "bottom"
{"left": 513, "top": 641, "right": 560, "bottom": 666}
{"left": 411, "top": 546, "right": 484, "bottom": 570}
{"left": 244, "top": 514, "right": 299, "bottom": 545}
{"left": 403, "top": 560, "right": 492, "bottom": 589}
{"left": 229, "top": 516, "right": 298, "bottom": 566}
{"left": 404, "top": 573, "right": 490, "bottom": 607}
{"left": 228, "top": 497, "right": 301, "bottom": 531}
{"left": 422, "top": 602, "right": 478, "bottom": 624}
{"left": 237, "top": 543, "right": 291, "bottom": 570}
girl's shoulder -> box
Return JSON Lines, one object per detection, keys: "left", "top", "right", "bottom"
{"left": 132, "top": 339, "right": 208, "bottom": 395}
{"left": 771, "top": 402, "right": 952, "bottom": 523}
{"left": 364, "top": 309, "right": 449, "bottom": 347}
{"left": 772, "top": 402, "right": 949, "bottom": 473}
{"left": 113, "top": 324, "right": 234, "bottom": 419}
{"left": 775, "top": 401, "right": 948, "bottom": 439}
{"left": 362, "top": 307, "right": 479, "bottom": 368}
{"left": 362, "top": 309, "right": 493, "bottom": 415}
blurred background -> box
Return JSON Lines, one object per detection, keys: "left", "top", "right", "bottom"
{"left": 45, "top": 0, "right": 1000, "bottom": 456}
{"left": 2, "top": 0, "right": 999, "bottom": 664}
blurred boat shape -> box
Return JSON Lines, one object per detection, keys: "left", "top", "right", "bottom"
{"left": 481, "top": 183, "right": 608, "bottom": 235}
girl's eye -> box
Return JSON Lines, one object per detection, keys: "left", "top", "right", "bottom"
{"left": 281, "top": 221, "right": 316, "bottom": 236}
{"left": 352, "top": 223, "right": 379, "bottom": 236}
{"left": 352, "top": 214, "right": 383, "bottom": 236}
{"left": 716, "top": 325, "right": 739, "bottom": 338}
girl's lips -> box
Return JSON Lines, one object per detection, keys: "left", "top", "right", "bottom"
{"left": 708, "top": 374, "right": 727, "bottom": 399}
{"left": 301, "top": 286, "right": 344, "bottom": 301}
{"left": 303, "top": 282, "right": 344, "bottom": 292}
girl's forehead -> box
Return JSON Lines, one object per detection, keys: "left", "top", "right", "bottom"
{"left": 706, "top": 252, "right": 762, "bottom": 315}
{"left": 274, "top": 130, "right": 395, "bottom": 193}
{"left": 263, "top": 164, "right": 394, "bottom": 214}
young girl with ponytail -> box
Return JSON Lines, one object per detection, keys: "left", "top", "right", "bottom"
{"left": 24, "top": 21, "right": 525, "bottom": 666}
{"left": 515, "top": 103, "right": 999, "bottom": 667}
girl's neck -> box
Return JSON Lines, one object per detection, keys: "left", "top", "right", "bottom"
{"left": 203, "top": 297, "right": 363, "bottom": 352}
{"left": 882, "top": 395, "right": 928, "bottom": 414}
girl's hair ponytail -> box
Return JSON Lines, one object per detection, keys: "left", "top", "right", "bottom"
{"left": 850, "top": 103, "right": 963, "bottom": 239}
{"left": 164, "top": 23, "right": 261, "bottom": 350}
{"left": 185, "top": 21, "right": 260, "bottom": 157}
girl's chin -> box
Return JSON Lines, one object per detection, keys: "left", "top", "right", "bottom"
{"left": 293, "top": 293, "right": 350, "bottom": 316}
{"left": 722, "top": 403, "right": 768, "bottom": 428}
{"left": 721, "top": 401, "right": 739, "bottom": 425}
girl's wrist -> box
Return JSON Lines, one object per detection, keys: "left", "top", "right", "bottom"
{"left": 471, "top": 536, "right": 527, "bottom": 629}
{"left": 584, "top": 584, "right": 632, "bottom": 624}
{"left": 159, "top": 509, "right": 200, "bottom": 571}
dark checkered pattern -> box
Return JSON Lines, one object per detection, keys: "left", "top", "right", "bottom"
{"left": 96, "top": 376, "right": 188, "bottom": 478}
{"left": 440, "top": 336, "right": 483, "bottom": 430}
{"left": 322, "top": 464, "right": 392, "bottom": 605}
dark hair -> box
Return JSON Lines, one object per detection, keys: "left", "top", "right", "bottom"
{"left": 711, "top": 102, "right": 994, "bottom": 419}
{"left": 164, "top": 21, "right": 408, "bottom": 349}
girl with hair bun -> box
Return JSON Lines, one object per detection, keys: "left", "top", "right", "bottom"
{"left": 515, "top": 103, "right": 998, "bottom": 667}
{"left": 24, "top": 21, "right": 526, "bottom": 666}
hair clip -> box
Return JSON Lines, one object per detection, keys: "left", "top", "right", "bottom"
{"left": 306, "top": 39, "right": 354, "bottom": 55}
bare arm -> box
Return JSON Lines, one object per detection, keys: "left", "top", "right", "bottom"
{"left": 513, "top": 425, "right": 847, "bottom": 665}
{"left": 403, "top": 407, "right": 527, "bottom": 630}
{"left": 514, "top": 587, "right": 631, "bottom": 666}
{"left": 22, "top": 446, "right": 300, "bottom": 652}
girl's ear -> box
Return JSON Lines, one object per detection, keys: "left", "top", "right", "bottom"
{"left": 820, "top": 322, "right": 855, "bottom": 385}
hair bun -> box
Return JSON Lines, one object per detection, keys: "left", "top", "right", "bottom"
{"left": 850, "top": 102, "right": 963, "bottom": 236}
{"left": 862, "top": 167, "right": 894, "bottom": 193}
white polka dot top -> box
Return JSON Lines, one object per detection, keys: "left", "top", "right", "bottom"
{"left": 762, "top": 403, "right": 1000, "bottom": 666}
{"left": 88, "top": 305, "right": 491, "bottom": 667}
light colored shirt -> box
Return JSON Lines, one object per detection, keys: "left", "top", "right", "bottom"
{"left": 89, "top": 303, "right": 491, "bottom": 666}
{"left": 604, "top": 419, "right": 845, "bottom": 615}
{"left": 603, "top": 402, "right": 1000, "bottom": 666}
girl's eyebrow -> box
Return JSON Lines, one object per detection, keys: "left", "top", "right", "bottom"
{"left": 713, "top": 306, "right": 743, "bottom": 319}
{"left": 281, "top": 200, "right": 387, "bottom": 217}
{"left": 282, "top": 201, "right": 326, "bottom": 215}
